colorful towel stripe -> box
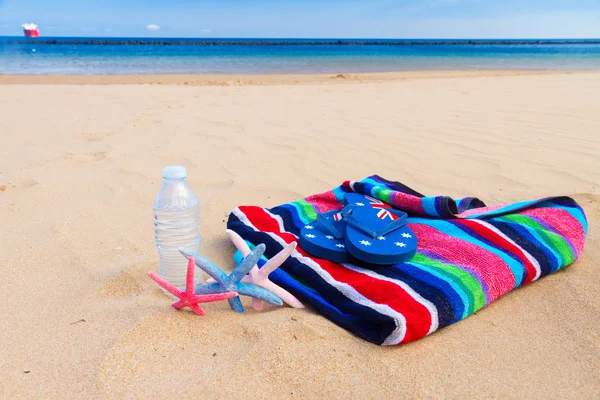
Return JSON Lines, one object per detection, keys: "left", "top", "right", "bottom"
{"left": 227, "top": 175, "right": 588, "bottom": 345}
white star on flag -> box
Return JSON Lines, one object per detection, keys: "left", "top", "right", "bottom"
{"left": 359, "top": 240, "right": 372, "bottom": 246}
{"left": 306, "top": 234, "right": 316, "bottom": 239}
{"left": 326, "top": 235, "right": 334, "bottom": 240}
{"left": 336, "top": 244, "right": 345, "bottom": 248}
{"left": 355, "top": 202, "right": 365, "bottom": 206}
{"left": 401, "top": 233, "right": 412, "bottom": 238}
{"left": 395, "top": 242, "right": 407, "bottom": 247}
{"left": 377, "top": 236, "right": 386, "bottom": 240}
{"left": 304, "top": 225, "right": 314, "bottom": 230}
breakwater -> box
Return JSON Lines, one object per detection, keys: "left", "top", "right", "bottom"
{"left": 8, "top": 39, "right": 600, "bottom": 46}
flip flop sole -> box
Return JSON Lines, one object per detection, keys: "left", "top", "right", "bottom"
{"left": 299, "top": 222, "right": 354, "bottom": 263}
{"left": 345, "top": 225, "right": 417, "bottom": 264}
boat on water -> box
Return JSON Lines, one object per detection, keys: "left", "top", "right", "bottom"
{"left": 22, "top": 23, "right": 40, "bottom": 38}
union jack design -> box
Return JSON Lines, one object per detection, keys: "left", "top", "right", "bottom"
{"left": 365, "top": 195, "right": 397, "bottom": 220}
{"left": 377, "top": 209, "right": 399, "bottom": 221}
{"left": 365, "top": 195, "right": 391, "bottom": 209}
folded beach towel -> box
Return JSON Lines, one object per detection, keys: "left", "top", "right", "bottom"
{"left": 227, "top": 175, "right": 588, "bottom": 346}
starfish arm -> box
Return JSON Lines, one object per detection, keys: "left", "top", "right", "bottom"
{"left": 236, "top": 283, "right": 283, "bottom": 306}
{"left": 259, "top": 242, "right": 297, "bottom": 278}
{"left": 248, "top": 266, "right": 260, "bottom": 280}
{"left": 171, "top": 299, "right": 185, "bottom": 309}
{"left": 226, "top": 229, "right": 252, "bottom": 257}
{"left": 185, "top": 257, "right": 197, "bottom": 297}
{"left": 194, "top": 292, "right": 239, "bottom": 303}
{"left": 229, "top": 244, "right": 266, "bottom": 283}
{"left": 252, "top": 298, "right": 264, "bottom": 311}
{"left": 188, "top": 303, "right": 206, "bottom": 316}
{"left": 241, "top": 270, "right": 263, "bottom": 287}
{"left": 180, "top": 248, "right": 228, "bottom": 284}
{"left": 228, "top": 296, "right": 245, "bottom": 313}
{"left": 148, "top": 272, "right": 184, "bottom": 298}
{"left": 261, "top": 280, "right": 304, "bottom": 309}
{"left": 227, "top": 230, "right": 265, "bottom": 279}
{"left": 194, "top": 282, "right": 226, "bottom": 295}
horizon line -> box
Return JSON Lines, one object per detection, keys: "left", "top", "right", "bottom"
{"left": 0, "top": 34, "right": 600, "bottom": 42}
{"left": 2, "top": 35, "right": 600, "bottom": 40}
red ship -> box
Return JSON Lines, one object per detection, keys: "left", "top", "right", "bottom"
{"left": 22, "top": 23, "right": 40, "bottom": 38}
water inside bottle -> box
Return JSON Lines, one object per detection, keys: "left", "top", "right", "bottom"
{"left": 154, "top": 204, "right": 203, "bottom": 290}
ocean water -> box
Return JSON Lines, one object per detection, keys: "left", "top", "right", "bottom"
{"left": 1, "top": 37, "right": 600, "bottom": 75}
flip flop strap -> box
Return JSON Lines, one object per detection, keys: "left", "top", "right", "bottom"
{"left": 315, "top": 210, "right": 346, "bottom": 239}
{"left": 341, "top": 205, "right": 408, "bottom": 238}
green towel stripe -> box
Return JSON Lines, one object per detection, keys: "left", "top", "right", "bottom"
{"left": 410, "top": 253, "right": 486, "bottom": 313}
{"left": 371, "top": 186, "right": 393, "bottom": 204}
{"left": 500, "top": 214, "right": 575, "bottom": 266}
{"left": 292, "top": 199, "right": 318, "bottom": 223}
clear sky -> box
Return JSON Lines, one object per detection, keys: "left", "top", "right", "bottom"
{"left": 1, "top": 0, "right": 599, "bottom": 38}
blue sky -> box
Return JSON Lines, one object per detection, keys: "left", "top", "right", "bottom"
{"left": 0, "top": 0, "right": 599, "bottom": 38}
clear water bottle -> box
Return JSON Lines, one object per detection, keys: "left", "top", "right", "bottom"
{"left": 153, "top": 166, "right": 203, "bottom": 291}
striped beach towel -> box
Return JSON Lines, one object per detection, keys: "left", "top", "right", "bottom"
{"left": 227, "top": 175, "right": 588, "bottom": 346}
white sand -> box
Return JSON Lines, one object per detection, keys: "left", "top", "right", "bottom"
{"left": 0, "top": 71, "right": 599, "bottom": 399}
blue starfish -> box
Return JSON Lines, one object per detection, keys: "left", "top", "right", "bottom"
{"left": 178, "top": 245, "right": 283, "bottom": 313}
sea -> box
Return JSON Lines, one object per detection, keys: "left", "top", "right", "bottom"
{"left": 1, "top": 37, "right": 600, "bottom": 75}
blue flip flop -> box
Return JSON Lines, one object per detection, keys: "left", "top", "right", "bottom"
{"left": 342, "top": 193, "right": 417, "bottom": 265}
{"left": 299, "top": 210, "right": 354, "bottom": 263}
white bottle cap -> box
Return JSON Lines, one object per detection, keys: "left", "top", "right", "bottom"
{"left": 162, "top": 166, "right": 186, "bottom": 179}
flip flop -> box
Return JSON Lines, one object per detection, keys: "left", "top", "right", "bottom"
{"left": 342, "top": 193, "right": 417, "bottom": 265}
{"left": 298, "top": 209, "right": 354, "bottom": 263}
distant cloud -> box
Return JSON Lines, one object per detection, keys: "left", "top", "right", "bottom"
{"left": 146, "top": 24, "right": 161, "bottom": 31}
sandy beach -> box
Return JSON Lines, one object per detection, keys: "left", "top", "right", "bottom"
{"left": 1, "top": 71, "right": 599, "bottom": 399}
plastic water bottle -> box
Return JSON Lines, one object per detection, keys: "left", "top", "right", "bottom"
{"left": 153, "top": 166, "right": 203, "bottom": 291}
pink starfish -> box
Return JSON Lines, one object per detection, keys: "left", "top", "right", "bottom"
{"left": 148, "top": 256, "right": 238, "bottom": 316}
{"left": 226, "top": 230, "right": 304, "bottom": 311}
